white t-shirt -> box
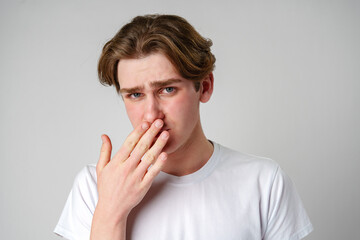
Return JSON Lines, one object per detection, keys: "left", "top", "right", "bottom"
{"left": 54, "top": 142, "right": 313, "bottom": 240}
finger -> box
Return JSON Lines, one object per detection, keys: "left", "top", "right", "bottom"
{"left": 127, "top": 119, "right": 164, "bottom": 167}
{"left": 141, "top": 152, "right": 168, "bottom": 187}
{"left": 96, "top": 134, "right": 112, "bottom": 175}
{"left": 134, "top": 130, "right": 169, "bottom": 178}
{"left": 112, "top": 121, "right": 150, "bottom": 163}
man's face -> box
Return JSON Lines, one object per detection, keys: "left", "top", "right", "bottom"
{"left": 117, "top": 53, "right": 205, "bottom": 154}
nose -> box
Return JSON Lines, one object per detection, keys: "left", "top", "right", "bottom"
{"left": 143, "top": 96, "right": 164, "bottom": 123}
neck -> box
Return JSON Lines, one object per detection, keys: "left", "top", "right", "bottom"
{"left": 162, "top": 121, "right": 214, "bottom": 176}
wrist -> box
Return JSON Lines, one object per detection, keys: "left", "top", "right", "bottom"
{"left": 91, "top": 204, "right": 128, "bottom": 240}
{"left": 94, "top": 200, "right": 129, "bottom": 226}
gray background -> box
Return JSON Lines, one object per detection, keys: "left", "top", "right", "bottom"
{"left": 1, "top": 0, "right": 359, "bottom": 239}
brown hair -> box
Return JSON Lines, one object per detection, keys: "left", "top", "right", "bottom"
{"left": 98, "top": 14, "right": 216, "bottom": 93}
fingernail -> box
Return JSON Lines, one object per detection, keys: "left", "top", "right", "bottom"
{"left": 160, "top": 153, "right": 167, "bottom": 160}
{"left": 155, "top": 120, "right": 163, "bottom": 128}
{"left": 161, "top": 131, "right": 169, "bottom": 140}
{"left": 142, "top": 122, "right": 149, "bottom": 130}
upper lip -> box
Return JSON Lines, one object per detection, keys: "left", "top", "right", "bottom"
{"left": 159, "top": 125, "right": 169, "bottom": 131}
{"left": 155, "top": 128, "right": 169, "bottom": 138}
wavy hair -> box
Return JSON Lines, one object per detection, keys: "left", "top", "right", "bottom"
{"left": 98, "top": 14, "right": 216, "bottom": 93}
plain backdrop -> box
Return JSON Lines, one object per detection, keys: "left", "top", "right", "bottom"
{"left": 1, "top": 0, "right": 359, "bottom": 239}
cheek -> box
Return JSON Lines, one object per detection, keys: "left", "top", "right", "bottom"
{"left": 166, "top": 94, "right": 199, "bottom": 123}
{"left": 125, "top": 104, "right": 142, "bottom": 127}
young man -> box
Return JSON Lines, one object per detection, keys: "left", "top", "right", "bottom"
{"left": 54, "top": 15, "right": 313, "bottom": 240}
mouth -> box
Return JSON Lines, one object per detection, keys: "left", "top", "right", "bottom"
{"left": 151, "top": 129, "right": 170, "bottom": 148}
{"left": 155, "top": 128, "right": 170, "bottom": 138}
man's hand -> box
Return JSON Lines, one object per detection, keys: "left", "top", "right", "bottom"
{"left": 90, "top": 119, "right": 169, "bottom": 240}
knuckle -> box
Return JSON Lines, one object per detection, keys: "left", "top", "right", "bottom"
{"left": 139, "top": 182, "right": 149, "bottom": 191}
{"left": 138, "top": 142, "right": 149, "bottom": 152}
{"left": 147, "top": 169, "right": 158, "bottom": 179}
{"left": 121, "top": 165, "right": 131, "bottom": 176}
{"left": 125, "top": 138, "right": 136, "bottom": 150}
{"left": 145, "top": 125, "right": 157, "bottom": 135}
{"left": 150, "top": 127, "right": 159, "bottom": 135}
{"left": 154, "top": 138, "right": 166, "bottom": 148}
{"left": 144, "top": 152, "right": 156, "bottom": 164}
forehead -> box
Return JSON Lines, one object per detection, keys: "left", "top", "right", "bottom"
{"left": 117, "top": 53, "right": 182, "bottom": 88}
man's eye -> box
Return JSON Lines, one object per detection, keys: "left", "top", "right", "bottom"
{"left": 130, "top": 93, "right": 142, "bottom": 98}
{"left": 163, "top": 87, "right": 175, "bottom": 93}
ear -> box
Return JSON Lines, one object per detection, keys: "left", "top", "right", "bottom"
{"left": 199, "top": 73, "right": 214, "bottom": 103}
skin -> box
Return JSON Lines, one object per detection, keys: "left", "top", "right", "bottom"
{"left": 90, "top": 53, "right": 214, "bottom": 240}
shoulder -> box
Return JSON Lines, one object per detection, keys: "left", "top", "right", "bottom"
{"left": 214, "top": 143, "right": 280, "bottom": 180}
{"left": 209, "top": 143, "right": 313, "bottom": 239}
{"left": 73, "top": 163, "right": 97, "bottom": 187}
{"left": 70, "top": 163, "right": 98, "bottom": 203}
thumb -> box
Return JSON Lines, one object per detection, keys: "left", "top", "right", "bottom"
{"left": 96, "top": 134, "right": 112, "bottom": 175}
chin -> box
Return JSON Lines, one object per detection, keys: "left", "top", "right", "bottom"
{"left": 162, "top": 142, "right": 173, "bottom": 154}
{"left": 162, "top": 136, "right": 188, "bottom": 156}
{"left": 162, "top": 139, "right": 178, "bottom": 155}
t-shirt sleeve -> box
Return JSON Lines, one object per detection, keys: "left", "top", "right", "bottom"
{"left": 263, "top": 166, "right": 313, "bottom": 240}
{"left": 54, "top": 165, "right": 98, "bottom": 240}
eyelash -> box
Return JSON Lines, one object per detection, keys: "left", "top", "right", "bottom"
{"left": 126, "top": 87, "right": 176, "bottom": 100}
{"left": 161, "top": 87, "right": 175, "bottom": 94}
{"left": 129, "top": 93, "right": 142, "bottom": 99}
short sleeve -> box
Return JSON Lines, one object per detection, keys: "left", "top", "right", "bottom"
{"left": 54, "top": 165, "right": 98, "bottom": 240}
{"left": 263, "top": 166, "right": 313, "bottom": 240}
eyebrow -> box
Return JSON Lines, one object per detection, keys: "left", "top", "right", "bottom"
{"left": 119, "top": 78, "right": 183, "bottom": 94}
{"left": 150, "top": 78, "right": 182, "bottom": 88}
{"left": 119, "top": 86, "right": 143, "bottom": 94}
